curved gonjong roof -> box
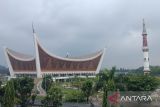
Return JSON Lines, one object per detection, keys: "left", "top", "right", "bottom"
{"left": 36, "top": 36, "right": 104, "bottom": 61}
{"left": 35, "top": 35, "right": 104, "bottom": 72}
{"left": 5, "top": 48, "right": 36, "bottom": 72}
{"left": 6, "top": 48, "right": 35, "bottom": 61}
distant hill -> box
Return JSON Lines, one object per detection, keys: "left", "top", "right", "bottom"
{"left": 0, "top": 65, "right": 9, "bottom": 75}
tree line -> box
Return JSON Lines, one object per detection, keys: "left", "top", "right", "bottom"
{"left": 0, "top": 67, "right": 159, "bottom": 107}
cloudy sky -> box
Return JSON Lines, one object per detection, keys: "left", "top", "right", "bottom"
{"left": 0, "top": 0, "right": 160, "bottom": 69}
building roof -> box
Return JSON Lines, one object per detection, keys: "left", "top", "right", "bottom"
{"left": 6, "top": 48, "right": 34, "bottom": 61}
{"left": 5, "top": 34, "right": 104, "bottom": 74}
{"left": 68, "top": 50, "right": 103, "bottom": 59}
{"left": 36, "top": 36, "right": 103, "bottom": 61}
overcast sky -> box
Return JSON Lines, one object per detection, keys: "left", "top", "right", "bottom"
{"left": 0, "top": 0, "right": 160, "bottom": 69}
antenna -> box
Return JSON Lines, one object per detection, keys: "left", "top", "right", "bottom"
{"left": 32, "top": 22, "right": 35, "bottom": 33}
{"left": 142, "top": 19, "right": 147, "bottom": 34}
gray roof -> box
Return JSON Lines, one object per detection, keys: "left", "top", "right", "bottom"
{"left": 67, "top": 50, "right": 103, "bottom": 59}
{"left": 6, "top": 48, "right": 34, "bottom": 60}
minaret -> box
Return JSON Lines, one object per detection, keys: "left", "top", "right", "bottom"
{"left": 142, "top": 19, "right": 150, "bottom": 74}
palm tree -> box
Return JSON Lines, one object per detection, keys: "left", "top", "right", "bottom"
{"left": 95, "top": 67, "right": 116, "bottom": 107}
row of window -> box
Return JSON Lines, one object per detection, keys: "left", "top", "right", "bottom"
{"left": 144, "top": 58, "right": 149, "bottom": 61}
{"left": 15, "top": 74, "right": 37, "bottom": 78}
{"left": 42, "top": 73, "right": 95, "bottom": 77}
{"left": 14, "top": 73, "right": 95, "bottom": 78}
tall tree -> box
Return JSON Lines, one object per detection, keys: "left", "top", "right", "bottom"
{"left": 107, "top": 67, "right": 116, "bottom": 91}
{"left": 14, "top": 77, "right": 34, "bottom": 107}
{"left": 3, "top": 80, "right": 15, "bottom": 107}
{"left": 42, "top": 75, "right": 53, "bottom": 92}
{"left": 95, "top": 69, "right": 109, "bottom": 91}
{"left": 0, "top": 81, "right": 5, "bottom": 105}
{"left": 42, "top": 85, "right": 63, "bottom": 107}
{"left": 81, "top": 80, "right": 93, "bottom": 102}
{"left": 102, "top": 84, "right": 108, "bottom": 107}
{"left": 95, "top": 67, "right": 116, "bottom": 107}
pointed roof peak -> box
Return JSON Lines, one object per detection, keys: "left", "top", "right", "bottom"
{"left": 32, "top": 22, "right": 35, "bottom": 33}
{"left": 142, "top": 19, "right": 147, "bottom": 35}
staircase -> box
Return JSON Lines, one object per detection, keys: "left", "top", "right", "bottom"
{"left": 34, "top": 78, "right": 46, "bottom": 96}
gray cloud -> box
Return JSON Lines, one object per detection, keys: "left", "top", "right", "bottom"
{"left": 0, "top": 0, "right": 160, "bottom": 69}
